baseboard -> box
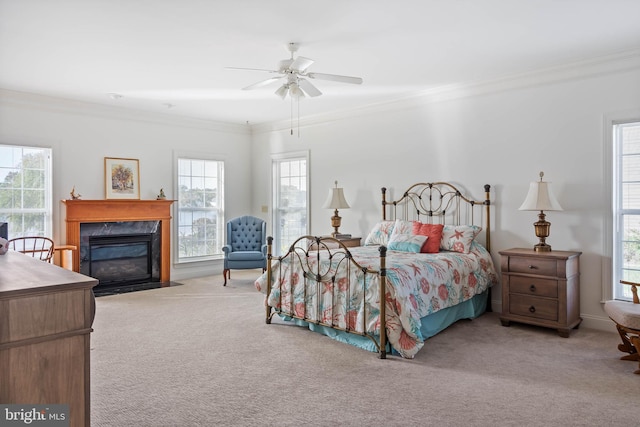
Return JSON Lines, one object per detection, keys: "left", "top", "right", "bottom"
{"left": 580, "top": 314, "right": 617, "bottom": 333}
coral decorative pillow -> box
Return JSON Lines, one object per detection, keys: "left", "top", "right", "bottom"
{"left": 412, "top": 222, "right": 444, "bottom": 253}
{"left": 440, "top": 225, "right": 482, "bottom": 254}
{"left": 387, "top": 234, "right": 428, "bottom": 253}
{"left": 364, "top": 220, "right": 396, "bottom": 246}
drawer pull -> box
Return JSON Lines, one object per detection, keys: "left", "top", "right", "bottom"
{"left": 530, "top": 284, "right": 536, "bottom": 292}
{"left": 528, "top": 265, "right": 537, "bottom": 270}
{"left": 529, "top": 305, "right": 536, "bottom": 313}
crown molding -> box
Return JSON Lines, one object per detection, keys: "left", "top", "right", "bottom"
{"left": 252, "top": 48, "right": 640, "bottom": 134}
{"left": 0, "top": 89, "right": 250, "bottom": 135}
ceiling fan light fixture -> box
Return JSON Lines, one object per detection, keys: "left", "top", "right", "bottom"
{"left": 275, "top": 85, "right": 288, "bottom": 99}
{"left": 289, "top": 83, "right": 304, "bottom": 98}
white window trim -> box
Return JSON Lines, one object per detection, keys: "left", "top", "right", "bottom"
{"left": 271, "top": 150, "right": 310, "bottom": 255}
{"left": 173, "top": 150, "right": 226, "bottom": 265}
{"left": 603, "top": 110, "right": 640, "bottom": 302}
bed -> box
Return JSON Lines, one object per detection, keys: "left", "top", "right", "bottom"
{"left": 254, "top": 182, "right": 498, "bottom": 359}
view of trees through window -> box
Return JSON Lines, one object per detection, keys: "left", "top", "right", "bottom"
{"left": 177, "top": 158, "right": 224, "bottom": 261}
{"left": 616, "top": 122, "right": 640, "bottom": 300}
{"left": 273, "top": 156, "right": 308, "bottom": 255}
{"left": 0, "top": 144, "right": 52, "bottom": 238}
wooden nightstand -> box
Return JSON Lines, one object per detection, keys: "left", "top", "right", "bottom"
{"left": 309, "top": 236, "right": 361, "bottom": 250}
{"left": 334, "top": 236, "right": 361, "bottom": 248}
{"left": 499, "top": 248, "right": 582, "bottom": 337}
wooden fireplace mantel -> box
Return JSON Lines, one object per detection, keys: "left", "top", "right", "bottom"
{"left": 61, "top": 199, "right": 174, "bottom": 283}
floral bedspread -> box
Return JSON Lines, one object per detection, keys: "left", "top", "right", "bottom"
{"left": 255, "top": 241, "right": 498, "bottom": 358}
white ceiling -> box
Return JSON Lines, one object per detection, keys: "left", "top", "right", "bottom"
{"left": 1, "top": 0, "right": 639, "bottom": 126}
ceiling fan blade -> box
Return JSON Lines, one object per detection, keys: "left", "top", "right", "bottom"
{"left": 298, "top": 78, "right": 322, "bottom": 97}
{"left": 307, "top": 72, "right": 363, "bottom": 85}
{"left": 290, "top": 56, "right": 314, "bottom": 73}
{"left": 242, "top": 76, "right": 284, "bottom": 90}
{"left": 225, "top": 66, "right": 280, "bottom": 73}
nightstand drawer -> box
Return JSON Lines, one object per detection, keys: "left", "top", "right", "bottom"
{"left": 508, "top": 256, "right": 557, "bottom": 276}
{"left": 510, "top": 294, "right": 558, "bottom": 321}
{"left": 510, "top": 276, "right": 558, "bottom": 298}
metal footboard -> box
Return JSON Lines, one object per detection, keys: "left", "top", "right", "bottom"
{"left": 265, "top": 235, "right": 388, "bottom": 358}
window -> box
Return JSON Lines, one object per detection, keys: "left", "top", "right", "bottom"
{"left": 176, "top": 157, "right": 224, "bottom": 263}
{"left": 272, "top": 153, "right": 308, "bottom": 255}
{"left": 613, "top": 121, "right": 640, "bottom": 301}
{"left": 0, "top": 144, "right": 52, "bottom": 239}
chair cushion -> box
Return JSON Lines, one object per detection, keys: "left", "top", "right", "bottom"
{"left": 604, "top": 300, "right": 640, "bottom": 330}
{"left": 227, "top": 251, "right": 264, "bottom": 262}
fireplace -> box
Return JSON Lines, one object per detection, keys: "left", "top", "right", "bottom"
{"left": 62, "top": 199, "right": 174, "bottom": 284}
{"left": 78, "top": 221, "right": 161, "bottom": 289}
{"left": 88, "top": 233, "right": 153, "bottom": 287}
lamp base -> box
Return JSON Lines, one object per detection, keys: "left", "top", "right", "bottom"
{"left": 534, "top": 243, "right": 552, "bottom": 252}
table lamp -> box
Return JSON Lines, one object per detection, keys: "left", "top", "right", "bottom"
{"left": 519, "top": 171, "right": 563, "bottom": 252}
{"left": 323, "top": 181, "right": 350, "bottom": 237}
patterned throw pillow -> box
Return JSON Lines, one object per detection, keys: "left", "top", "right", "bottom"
{"left": 387, "top": 233, "right": 428, "bottom": 253}
{"left": 440, "top": 225, "right": 482, "bottom": 254}
{"left": 364, "top": 220, "right": 396, "bottom": 246}
{"left": 412, "top": 222, "right": 444, "bottom": 253}
{"left": 388, "top": 219, "right": 414, "bottom": 241}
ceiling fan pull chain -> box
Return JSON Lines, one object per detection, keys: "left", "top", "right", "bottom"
{"left": 297, "top": 96, "right": 300, "bottom": 138}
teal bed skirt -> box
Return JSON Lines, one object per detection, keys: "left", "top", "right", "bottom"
{"left": 280, "top": 289, "right": 489, "bottom": 356}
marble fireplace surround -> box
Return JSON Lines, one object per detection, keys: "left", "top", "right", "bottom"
{"left": 62, "top": 199, "right": 174, "bottom": 284}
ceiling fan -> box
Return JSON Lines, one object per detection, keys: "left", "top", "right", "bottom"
{"left": 226, "top": 43, "right": 363, "bottom": 99}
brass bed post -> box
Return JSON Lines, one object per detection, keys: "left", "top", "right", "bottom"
{"left": 381, "top": 187, "right": 387, "bottom": 220}
{"left": 483, "top": 184, "right": 492, "bottom": 313}
{"left": 266, "top": 236, "right": 273, "bottom": 324}
{"left": 378, "top": 245, "right": 387, "bottom": 359}
{"left": 484, "top": 184, "right": 491, "bottom": 253}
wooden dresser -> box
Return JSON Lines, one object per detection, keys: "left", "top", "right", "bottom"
{"left": 0, "top": 251, "right": 97, "bottom": 427}
{"left": 499, "top": 248, "right": 581, "bottom": 337}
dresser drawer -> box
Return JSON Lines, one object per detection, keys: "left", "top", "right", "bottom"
{"left": 509, "top": 276, "right": 558, "bottom": 298}
{"left": 509, "top": 294, "right": 558, "bottom": 321}
{"left": 508, "top": 256, "right": 557, "bottom": 276}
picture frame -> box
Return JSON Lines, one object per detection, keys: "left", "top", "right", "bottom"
{"left": 104, "top": 157, "right": 140, "bottom": 199}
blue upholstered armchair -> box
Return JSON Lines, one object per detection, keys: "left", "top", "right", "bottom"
{"left": 222, "top": 215, "right": 267, "bottom": 286}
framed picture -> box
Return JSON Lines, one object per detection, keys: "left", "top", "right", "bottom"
{"left": 104, "top": 157, "right": 140, "bottom": 199}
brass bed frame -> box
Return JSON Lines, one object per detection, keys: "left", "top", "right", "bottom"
{"left": 264, "top": 182, "right": 492, "bottom": 359}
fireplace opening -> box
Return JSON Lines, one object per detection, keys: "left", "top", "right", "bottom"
{"left": 89, "top": 233, "right": 154, "bottom": 287}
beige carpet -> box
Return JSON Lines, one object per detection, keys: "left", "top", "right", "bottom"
{"left": 91, "top": 271, "right": 638, "bottom": 426}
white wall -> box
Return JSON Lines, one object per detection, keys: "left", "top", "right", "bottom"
{"left": 2, "top": 56, "right": 639, "bottom": 331}
{"left": 250, "top": 61, "right": 640, "bottom": 332}
{"left": 0, "top": 90, "right": 252, "bottom": 281}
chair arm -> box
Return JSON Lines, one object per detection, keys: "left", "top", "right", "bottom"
{"left": 261, "top": 243, "right": 268, "bottom": 256}
{"left": 620, "top": 280, "right": 640, "bottom": 304}
{"left": 222, "top": 244, "right": 232, "bottom": 255}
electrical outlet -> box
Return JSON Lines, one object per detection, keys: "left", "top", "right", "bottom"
{"left": 261, "top": 205, "right": 268, "bottom": 213}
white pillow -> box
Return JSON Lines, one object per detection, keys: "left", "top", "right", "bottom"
{"left": 388, "top": 219, "right": 414, "bottom": 241}
{"left": 364, "top": 220, "right": 396, "bottom": 246}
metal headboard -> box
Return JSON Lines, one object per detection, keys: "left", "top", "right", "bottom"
{"left": 381, "top": 183, "right": 492, "bottom": 252}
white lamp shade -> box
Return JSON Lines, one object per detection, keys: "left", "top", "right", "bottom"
{"left": 519, "top": 181, "right": 563, "bottom": 211}
{"left": 323, "top": 187, "right": 350, "bottom": 210}
{"left": 275, "top": 85, "right": 288, "bottom": 99}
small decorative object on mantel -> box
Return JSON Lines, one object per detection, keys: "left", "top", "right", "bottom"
{"left": 70, "top": 186, "right": 82, "bottom": 200}
{"left": 157, "top": 188, "right": 166, "bottom": 200}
